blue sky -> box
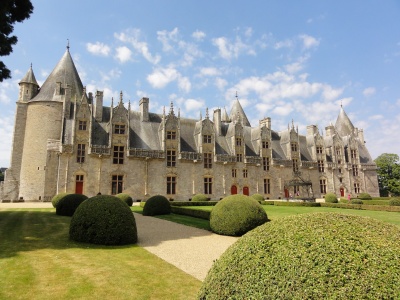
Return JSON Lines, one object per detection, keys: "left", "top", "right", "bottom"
{"left": 1, "top": 0, "right": 400, "bottom": 167}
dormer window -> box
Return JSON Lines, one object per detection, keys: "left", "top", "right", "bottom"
{"left": 351, "top": 149, "right": 357, "bottom": 159}
{"left": 262, "top": 141, "right": 269, "bottom": 149}
{"left": 291, "top": 142, "right": 298, "bottom": 152}
{"left": 78, "top": 120, "right": 87, "bottom": 131}
{"left": 316, "top": 146, "right": 323, "bottom": 154}
{"left": 114, "top": 124, "right": 125, "bottom": 134}
{"left": 236, "top": 137, "right": 242, "bottom": 146}
{"left": 203, "top": 134, "right": 212, "bottom": 143}
{"left": 167, "top": 130, "right": 176, "bottom": 140}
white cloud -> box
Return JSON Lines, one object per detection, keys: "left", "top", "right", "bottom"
{"left": 157, "top": 28, "right": 180, "bottom": 52}
{"left": 299, "top": 34, "right": 320, "bottom": 49}
{"left": 272, "top": 103, "right": 293, "bottom": 116}
{"left": 184, "top": 98, "right": 205, "bottom": 111}
{"left": 369, "top": 114, "right": 384, "bottom": 120}
{"left": 274, "top": 39, "right": 294, "bottom": 50}
{"left": 115, "top": 46, "right": 132, "bottom": 63}
{"left": 199, "top": 67, "right": 220, "bottom": 77}
{"left": 212, "top": 36, "right": 254, "bottom": 60}
{"left": 0, "top": 81, "right": 14, "bottom": 104}
{"left": 114, "top": 28, "right": 160, "bottom": 64}
{"left": 0, "top": 114, "right": 14, "bottom": 167}
{"left": 147, "top": 67, "right": 179, "bottom": 89}
{"left": 363, "top": 87, "right": 376, "bottom": 97}
{"left": 397, "top": 98, "right": 400, "bottom": 106}
{"left": 178, "top": 76, "right": 191, "bottom": 93}
{"left": 192, "top": 30, "right": 206, "bottom": 41}
{"left": 215, "top": 77, "right": 228, "bottom": 91}
{"left": 86, "top": 42, "right": 111, "bottom": 56}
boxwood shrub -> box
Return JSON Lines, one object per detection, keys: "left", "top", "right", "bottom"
{"left": 275, "top": 201, "right": 321, "bottom": 207}
{"left": 358, "top": 192, "right": 372, "bottom": 200}
{"left": 210, "top": 194, "right": 269, "bottom": 236}
{"left": 171, "top": 201, "right": 218, "bottom": 207}
{"left": 251, "top": 193, "right": 264, "bottom": 201}
{"left": 69, "top": 195, "right": 137, "bottom": 245}
{"left": 199, "top": 212, "right": 400, "bottom": 299}
{"left": 143, "top": 195, "right": 171, "bottom": 216}
{"left": 324, "top": 192, "right": 338, "bottom": 203}
{"left": 56, "top": 194, "right": 88, "bottom": 216}
{"left": 51, "top": 192, "right": 70, "bottom": 208}
{"left": 192, "top": 193, "right": 209, "bottom": 202}
{"left": 389, "top": 198, "right": 400, "bottom": 206}
{"left": 116, "top": 193, "right": 133, "bottom": 206}
{"left": 350, "top": 199, "right": 364, "bottom": 205}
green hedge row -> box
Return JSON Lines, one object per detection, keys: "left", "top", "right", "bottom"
{"left": 170, "top": 201, "right": 219, "bottom": 207}
{"left": 321, "top": 202, "right": 400, "bottom": 212}
{"left": 274, "top": 201, "right": 321, "bottom": 207}
{"left": 171, "top": 207, "right": 211, "bottom": 220}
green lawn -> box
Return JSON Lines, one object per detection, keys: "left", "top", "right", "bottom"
{"left": 0, "top": 208, "right": 201, "bottom": 300}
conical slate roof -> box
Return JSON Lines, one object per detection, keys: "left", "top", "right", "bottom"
{"left": 335, "top": 106, "right": 355, "bottom": 137}
{"left": 229, "top": 99, "right": 251, "bottom": 126}
{"left": 19, "top": 65, "right": 39, "bottom": 86}
{"left": 31, "top": 48, "right": 83, "bottom": 102}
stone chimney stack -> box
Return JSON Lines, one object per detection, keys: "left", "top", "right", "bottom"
{"left": 213, "top": 108, "right": 221, "bottom": 136}
{"left": 259, "top": 117, "right": 271, "bottom": 129}
{"left": 358, "top": 129, "right": 365, "bottom": 144}
{"left": 95, "top": 91, "right": 103, "bottom": 122}
{"left": 140, "top": 97, "right": 149, "bottom": 122}
{"left": 307, "top": 125, "right": 318, "bottom": 136}
{"left": 325, "top": 124, "right": 335, "bottom": 136}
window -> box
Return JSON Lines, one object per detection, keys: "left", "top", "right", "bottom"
{"left": 204, "top": 177, "right": 212, "bottom": 195}
{"left": 236, "top": 137, "right": 242, "bottom": 146}
{"left": 263, "top": 157, "right": 270, "bottom": 171}
{"left": 113, "top": 146, "right": 124, "bottom": 164}
{"left": 243, "top": 169, "right": 248, "bottom": 178}
{"left": 291, "top": 142, "right": 298, "bottom": 152}
{"left": 292, "top": 159, "right": 299, "bottom": 172}
{"left": 76, "top": 175, "right": 84, "bottom": 182}
{"left": 167, "top": 176, "right": 176, "bottom": 195}
{"left": 78, "top": 120, "right": 87, "bottom": 131}
{"left": 338, "top": 159, "right": 342, "bottom": 165}
{"left": 316, "top": 146, "right": 323, "bottom": 154}
{"left": 354, "top": 183, "right": 360, "bottom": 194}
{"left": 338, "top": 168, "right": 342, "bottom": 174}
{"left": 336, "top": 147, "right": 341, "bottom": 157}
{"left": 204, "top": 152, "right": 212, "bottom": 169}
{"left": 114, "top": 124, "right": 125, "bottom": 134}
{"left": 77, "top": 144, "right": 85, "bottom": 163}
{"left": 232, "top": 169, "right": 237, "bottom": 178}
{"left": 351, "top": 149, "right": 357, "bottom": 159}
{"left": 352, "top": 165, "right": 358, "bottom": 176}
{"left": 264, "top": 178, "right": 270, "bottom": 194}
{"left": 320, "top": 179, "right": 327, "bottom": 194}
{"left": 166, "top": 130, "right": 176, "bottom": 140}
{"left": 167, "top": 150, "right": 176, "bottom": 167}
{"left": 203, "top": 134, "right": 212, "bottom": 143}
{"left": 111, "top": 175, "right": 123, "bottom": 195}
{"left": 262, "top": 141, "right": 269, "bottom": 149}
{"left": 236, "top": 153, "right": 243, "bottom": 162}
{"left": 318, "top": 160, "right": 324, "bottom": 173}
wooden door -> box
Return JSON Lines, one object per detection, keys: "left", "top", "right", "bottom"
{"left": 243, "top": 186, "right": 249, "bottom": 196}
{"left": 231, "top": 185, "right": 237, "bottom": 195}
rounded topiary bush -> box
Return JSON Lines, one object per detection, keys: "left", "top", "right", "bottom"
{"left": 210, "top": 194, "right": 268, "bottom": 236}
{"left": 143, "top": 195, "right": 171, "bottom": 216}
{"left": 69, "top": 195, "right": 137, "bottom": 245}
{"left": 192, "top": 193, "right": 209, "bottom": 202}
{"left": 358, "top": 192, "right": 372, "bottom": 200}
{"left": 324, "top": 192, "right": 338, "bottom": 203}
{"left": 350, "top": 199, "right": 363, "bottom": 205}
{"left": 199, "top": 212, "right": 400, "bottom": 299}
{"left": 116, "top": 193, "right": 133, "bottom": 206}
{"left": 251, "top": 193, "right": 264, "bottom": 202}
{"left": 51, "top": 192, "right": 70, "bottom": 208}
{"left": 389, "top": 198, "right": 400, "bottom": 206}
{"left": 56, "top": 193, "right": 88, "bottom": 216}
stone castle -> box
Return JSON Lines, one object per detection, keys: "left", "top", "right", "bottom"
{"left": 0, "top": 47, "right": 379, "bottom": 202}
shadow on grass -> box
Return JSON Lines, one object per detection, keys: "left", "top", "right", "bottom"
{"left": 0, "top": 210, "right": 138, "bottom": 259}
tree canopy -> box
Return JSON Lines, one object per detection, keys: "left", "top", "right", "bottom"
{"left": 374, "top": 153, "right": 400, "bottom": 196}
{"left": 0, "top": 0, "right": 34, "bottom": 82}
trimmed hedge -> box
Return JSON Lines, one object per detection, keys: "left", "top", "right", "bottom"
{"left": 274, "top": 201, "right": 321, "bottom": 207}
{"left": 350, "top": 199, "right": 364, "bottom": 205}
{"left": 191, "top": 194, "right": 209, "bottom": 202}
{"left": 56, "top": 194, "right": 88, "bottom": 216}
{"left": 358, "top": 192, "right": 372, "bottom": 200}
{"left": 51, "top": 192, "right": 70, "bottom": 208}
{"left": 199, "top": 213, "right": 400, "bottom": 299}
{"left": 210, "top": 194, "right": 269, "bottom": 236}
{"left": 321, "top": 202, "right": 400, "bottom": 212}
{"left": 171, "top": 207, "right": 211, "bottom": 220}
{"left": 116, "top": 193, "right": 133, "bottom": 206}
{"left": 324, "top": 192, "right": 338, "bottom": 203}
{"left": 251, "top": 194, "right": 264, "bottom": 201}
{"left": 389, "top": 198, "right": 400, "bottom": 206}
{"left": 69, "top": 195, "right": 137, "bottom": 245}
{"left": 171, "top": 201, "right": 218, "bottom": 207}
{"left": 143, "top": 195, "right": 171, "bottom": 216}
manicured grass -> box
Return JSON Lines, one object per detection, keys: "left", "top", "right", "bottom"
{"left": 0, "top": 208, "right": 201, "bottom": 300}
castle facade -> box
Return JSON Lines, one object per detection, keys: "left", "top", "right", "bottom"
{"left": 0, "top": 48, "right": 379, "bottom": 202}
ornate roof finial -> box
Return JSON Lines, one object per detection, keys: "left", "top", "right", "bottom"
{"left": 200, "top": 111, "right": 202, "bottom": 120}
{"left": 128, "top": 99, "right": 131, "bottom": 111}
{"left": 291, "top": 119, "right": 295, "bottom": 129}
{"left": 178, "top": 107, "right": 180, "bottom": 118}
{"left": 235, "top": 91, "right": 239, "bottom": 100}
{"left": 340, "top": 99, "right": 343, "bottom": 108}
{"left": 119, "top": 91, "right": 123, "bottom": 104}
{"left": 67, "top": 39, "right": 70, "bottom": 51}
{"left": 206, "top": 107, "right": 209, "bottom": 119}
{"left": 111, "top": 97, "right": 114, "bottom": 108}
{"left": 169, "top": 101, "right": 174, "bottom": 115}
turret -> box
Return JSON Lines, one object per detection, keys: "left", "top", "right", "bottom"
{"left": 18, "top": 65, "right": 39, "bottom": 102}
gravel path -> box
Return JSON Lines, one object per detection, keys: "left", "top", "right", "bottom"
{"left": 0, "top": 202, "right": 238, "bottom": 281}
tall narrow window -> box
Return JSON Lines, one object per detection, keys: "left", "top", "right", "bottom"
{"left": 318, "top": 160, "right": 324, "bottom": 172}
{"left": 166, "top": 131, "right": 176, "bottom": 140}
{"left": 336, "top": 147, "right": 341, "bottom": 157}
{"left": 114, "top": 124, "right": 125, "bottom": 134}
{"left": 111, "top": 175, "right": 123, "bottom": 195}
{"left": 204, "top": 177, "right": 212, "bottom": 195}
{"left": 320, "top": 179, "right": 327, "bottom": 194}
{"left": 113, "top": 146, "right": 124, "bottom": 164}
{"left": 77, "top": 144, "right": 85, "bottom": 163}
{"left": 291, "top": 142, "right": 298, "bottom": 152}
{"left": 292, "top": 159, "right": 299, "bottom": 172}
{"left": 167, "top": 150, "right": 176, "bottom": 167}
{"left": 203, "top": 134, "right": 212, "bottom": 143}
{"left": 236, "top": 137, "right": 242, "bottom": 146}
{"left": 232, "top": 169, "right": 237, "bottom": 178}
{"left": 167, "top": 176, "right": 176, "bottom": 195}
{"left": 263, "top": 157, "right": 270, "bottom": 171}
{"left": 351, "top": 149, "right": 357, "bottom": 159}
{"left": 354, "top": 183, "right": 360, "bottom": 194}
{"left": 352, "top": 165, "right": 359, "bottom": 176}
{"left": 236, "top": 153, "right": 243, "bottom": 162}
{"left": 243, "top": 169, "right": 248, "bottom": 178}
{"left": 78, "top": 120, "right": 87, "bottom": 131}
{"left": 264, "top": 178, "right": 270, "bottom": 194}
{"left": 262, "top": 140, "right": 269, "bottom": 149}
{"left": 204, "top": 152, "right": 212, "bottom": 168}
{"left": 316, "top": 146, "right": 323, "bottom": 154}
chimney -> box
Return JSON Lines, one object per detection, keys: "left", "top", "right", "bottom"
{"left": 307, "top": 125, "right": 318, "bottom": 136}
{"left": 325, "top": 124, "right": 335, "bottom": 136}
{"left": 213, "top": 108, "right": 221, "bottom": 136}
{"left": 95, "top": 91, "right": 103, "bottom": 122}
{"left": 259, "top": 117, "right": 271, "bottom": 129}
{"left": 140, "top": 97, "right": 149, "bottom": 122}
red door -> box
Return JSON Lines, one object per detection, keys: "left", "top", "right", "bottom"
{"left": 284, "top": 188, "right": 289, "bottom": 198}
{"left": 75, "top": 175, "right": 84, "bottom": 194}
{"left": 231, "top": 185, "right": 237, "bottom": 195}
{"left": 243, "top": 186, "right": 249, "bottom": 196}
{"left": 340, "top": 187, "right": 344, "bottom": 197}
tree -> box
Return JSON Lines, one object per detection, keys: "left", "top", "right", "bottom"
{"left": 374, "top": 153, "right": 400, "bottom": 196}
{"left": 0, "top": 0, "right": 34, "bottom": 82}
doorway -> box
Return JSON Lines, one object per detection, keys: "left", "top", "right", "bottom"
{"left": 75, "top": 175, "right": 84, "bottom": 194}
{"left": 340, "top": 187, "right": 344, "bottom": 197}
{"left": 243, "top": 186, "right": 249, "bottom": 196}
{"left": 231, "top": 185, "right": 238, "bottom": 195}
